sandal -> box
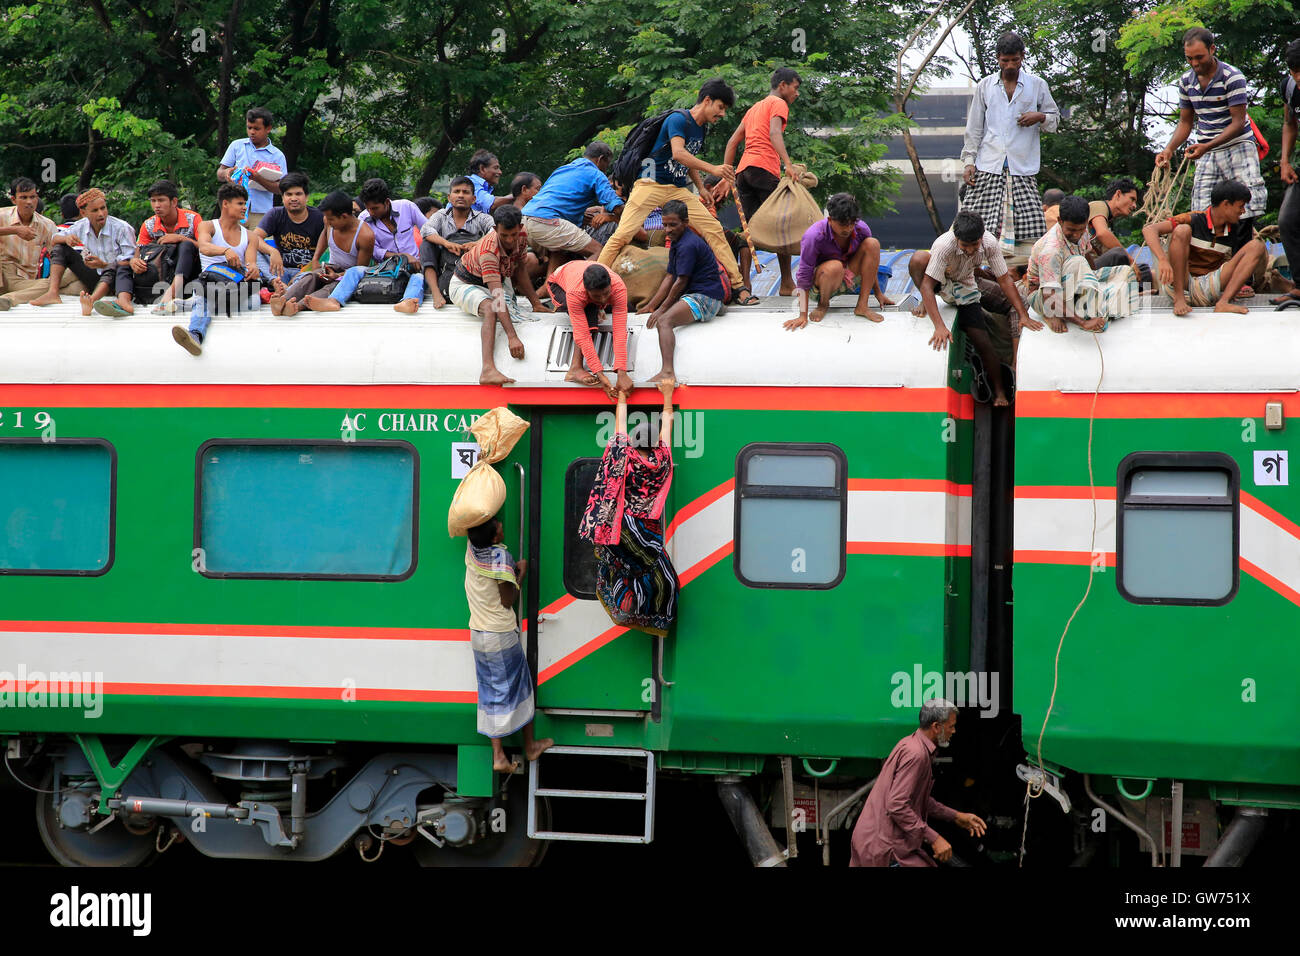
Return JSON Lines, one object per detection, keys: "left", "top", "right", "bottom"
{"left": 1269, "top": 290, "right": 1300, "bottom": 305}
{"left": 733, "top": 289, "right": 760, "bottom": 306}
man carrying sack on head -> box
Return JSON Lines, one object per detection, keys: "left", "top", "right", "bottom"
{"left": 449, "top": 408, "right": 553, "bottom": 774}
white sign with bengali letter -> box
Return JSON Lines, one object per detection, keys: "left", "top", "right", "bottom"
{"left": 452, "top": 442, "right": 481, "bottom": 479}
{"left": 1253, "top": 450, "right": 1288, "bottom": 486}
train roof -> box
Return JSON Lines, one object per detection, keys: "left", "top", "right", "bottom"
{"left": 0, "top": 297, "right": 951, "bottom": 390}
{"left": 1013, "top": 294, "right": 1300, "bottom": 394}
{"left": 1, "top": 293, "right": 1296, "bottom": 394}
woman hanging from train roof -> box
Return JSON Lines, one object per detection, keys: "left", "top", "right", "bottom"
{"left": 579, "top": 379, "right": 680, "bottom": 636}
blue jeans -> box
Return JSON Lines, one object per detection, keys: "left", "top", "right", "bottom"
{"left": 330, "top": 265, "right": 424, "bottom": 305}
{"left": 187, "top": 271, "right": 255, "bottom": 340}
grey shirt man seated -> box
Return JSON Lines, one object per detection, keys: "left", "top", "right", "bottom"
{"left": 420, "top": 176, "right": 495, "bottom": 308}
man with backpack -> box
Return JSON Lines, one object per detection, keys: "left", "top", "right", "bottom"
{"left": 133, "top": 180, "right": 202, "bottom": 314}
{"left": 357, "top": 177, "right": 428, "bottom": 312}
{"left": 1155, "top": 28, "right": 1267, "bottom": 233}
{"left": 597, "top": 78, "right": 744, "bottom": 294}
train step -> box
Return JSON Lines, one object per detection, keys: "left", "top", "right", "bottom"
{"left": 527, "top": 745, "right": 656, "bottom": 844}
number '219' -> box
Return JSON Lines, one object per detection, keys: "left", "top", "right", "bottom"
{"left": 0, "top": 411, "right": 52, "bottom": 428}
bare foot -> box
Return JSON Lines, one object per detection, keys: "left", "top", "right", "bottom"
{"left": 480, "top": 366, "right": 516, "bottom": 386}
{"left": 493, "top": 754, "right": 521, "bottom": 773}
{"left": 778, "top": 283, "right": 796, "bottom": 296}
{"left": 304, "top": 294, "right": 340, "bottom": 311}
{"left": 564, "top": 368, "right": 600, "bottom": 386}
{"left": 269, "top": 294, "right": 285, "bottom": 316}
{"left": 875, "top": 293, "right": 895, "bottom": 307}
{"left": 506, "top": 335, "right": 525, "bottom": 360}
{"left": 855, "top": 305, "right": 885, "bottom": 323}
{"left": 1213, "top": 300, "right": 1249, "bottom": 314}
{"left": 648, "top": 368, "right": 676, "bottom": 385}
{"left": 30, "top": 292, "right": 61, "bottom": 307}
{"left": 810, "top": 303, "right": 829, "bottom": 323}
{"left": 525, "top": 737, "right": 554, "bottom": 761}
{"left": 79, "top": 292, "right": 94, "bottom": 316}
{"left": 431, "top": 295, "right": 448, "bottom": 309}
{"left": 393, "top": 298, "right": 419, "bottom": 314}
{"left": 993, "top": 392, "right": 1010, "bottom": 407}
{"left": 1172, "top": 297, "right": 1191, "bottom": 316}
{"left": 1046, "top": 316, "right": 1067, "bottom": 333}
{"left": 1080, "top": 316, "right": 1106, "bottom": 331}
{"left": 282, "top": 298, "right": 300, "bottom": 317}
{"left": 911, "top": 302, "right": 926, "bottom": 318}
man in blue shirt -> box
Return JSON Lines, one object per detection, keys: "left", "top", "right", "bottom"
{"left": 468, "top": 150, "right": 512, "bottom": 215}
{"left": 639, "top": 199, "right": 725, "bottom": 385}
{"left": 523, "top": 142, "right": 626, "bottom": 277}
{"left": 598, "top": 79, "right": 744, "bottom": 295}
{"left": 217, "top": 107, "right": 287, "bottom": 231}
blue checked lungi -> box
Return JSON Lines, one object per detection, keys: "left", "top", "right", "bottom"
{"left": 1192, "top": 139, "right": 1267, "bottom": 220}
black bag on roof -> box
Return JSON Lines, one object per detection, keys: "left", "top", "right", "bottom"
{"left": 612, "top": 108, "right": 690, "bottom": 194}
{"left": 351, "top": 254, "right": 414, "bottom": 304}
{"left": 132, "top": 242, "right": 181, "bottom": 303}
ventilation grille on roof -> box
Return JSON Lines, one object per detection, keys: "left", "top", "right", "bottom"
{"left": 546, "top": 326, "right": 635, "bottom": 373}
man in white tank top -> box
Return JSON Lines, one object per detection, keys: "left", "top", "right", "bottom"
{"left": 278, "top": 191, "right": 375, "bottom": 316}
{"left": 171, "top": 183, "right": 275, "bottom": 355}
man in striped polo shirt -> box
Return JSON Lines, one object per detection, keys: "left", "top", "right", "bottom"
{"left": 1155, "top": 28, "right": 1267, "bottom": 229}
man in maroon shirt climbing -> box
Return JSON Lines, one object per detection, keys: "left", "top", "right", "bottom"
{"left": 850, "top": 699, "right": 987, "bottom": 866}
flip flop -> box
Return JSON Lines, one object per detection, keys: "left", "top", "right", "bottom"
{"left": 1269, "top": 291, "right": 1300, "bottom": 305}
{"left": 733, "top": 289, "right": 761, "bottom": 306}
{"left": 964, "top": 340, "right": 993, "bottom": 405}
{"left": 92, "top": 300, "right": 131, "bottom": 318}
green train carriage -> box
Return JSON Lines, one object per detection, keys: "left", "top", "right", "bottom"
{"left": 0, "top": 300, "right": 976, "bottom": 864}
{"left": 1011, "top": 307, "right": 1300, "bottom": 864}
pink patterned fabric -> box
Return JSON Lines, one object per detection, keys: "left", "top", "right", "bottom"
{"left": 578, "top": 433, "right": 673, "bottom": 546}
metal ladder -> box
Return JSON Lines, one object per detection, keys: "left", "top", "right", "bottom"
{"left": 526, "top": 746, "right": 655, "bottom": 844}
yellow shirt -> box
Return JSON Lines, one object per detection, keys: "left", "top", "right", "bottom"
{"left": 464, "top": 542, "right": 518, "bottom": 633}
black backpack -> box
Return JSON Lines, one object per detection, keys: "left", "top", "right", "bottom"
{"left": 352, "top": 255, "right": 415, "bottom": 304}
{"left": 612, "top": 108, "right": 690, "bottom": 194}
{"left": 132, "top": 243, "right": 181, "bottom": 303}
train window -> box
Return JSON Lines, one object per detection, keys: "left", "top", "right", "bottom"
{"left": 1116, "top": 452, "right": 1239, "bottom": 605}
{"left": 195, "top": 440, "right": 418, "bottom": 580}
{"left": 563, "top": 458, "right": 601, "bottom": 599}
{"left": 0, "top": 439, "right": 115, "bottom": 575}
{"left": 734, "top": 443, "right": 847, "bottom": 589}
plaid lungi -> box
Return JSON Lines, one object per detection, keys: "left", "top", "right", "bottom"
{"left": 961, "top": 169, "right": 1047, "bottom": 247}
{"left": 1192, "top": 139, "right": 1267, "bottom": 219}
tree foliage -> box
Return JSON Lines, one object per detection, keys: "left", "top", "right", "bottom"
{"left": 0, "top": 0, "right": 927, "bottom": 224}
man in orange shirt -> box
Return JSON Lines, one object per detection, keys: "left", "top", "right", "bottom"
{"left": 721, "top": 67, "right": 802, "bottom": 295}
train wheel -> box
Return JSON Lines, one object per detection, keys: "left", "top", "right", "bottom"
{"left": 413, "top": 774, "right": 549, "bottom": 868}
{"left": 35, "top": 777, "right": 156, "bottom": 867}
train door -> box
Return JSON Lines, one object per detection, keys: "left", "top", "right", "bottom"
{"left": 529, "top": 407, "right": 658, "bottom": 713}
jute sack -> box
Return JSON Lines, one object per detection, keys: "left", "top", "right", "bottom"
{"left": 447, "top": 407, "right": 531, "bottom": 536}
{"left": 748, "top": 169, "right": 822, "bottom": 255}
{"left": 610, "top": 246, "right": 670, "bottom": 311}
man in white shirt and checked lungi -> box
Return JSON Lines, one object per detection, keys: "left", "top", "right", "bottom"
{"left": 959, "top": 31, "right": 1060, "bottom": 260}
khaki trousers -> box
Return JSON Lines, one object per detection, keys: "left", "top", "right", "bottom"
{"left": 597, "top": 179, "right": 744, "bottom": 289}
